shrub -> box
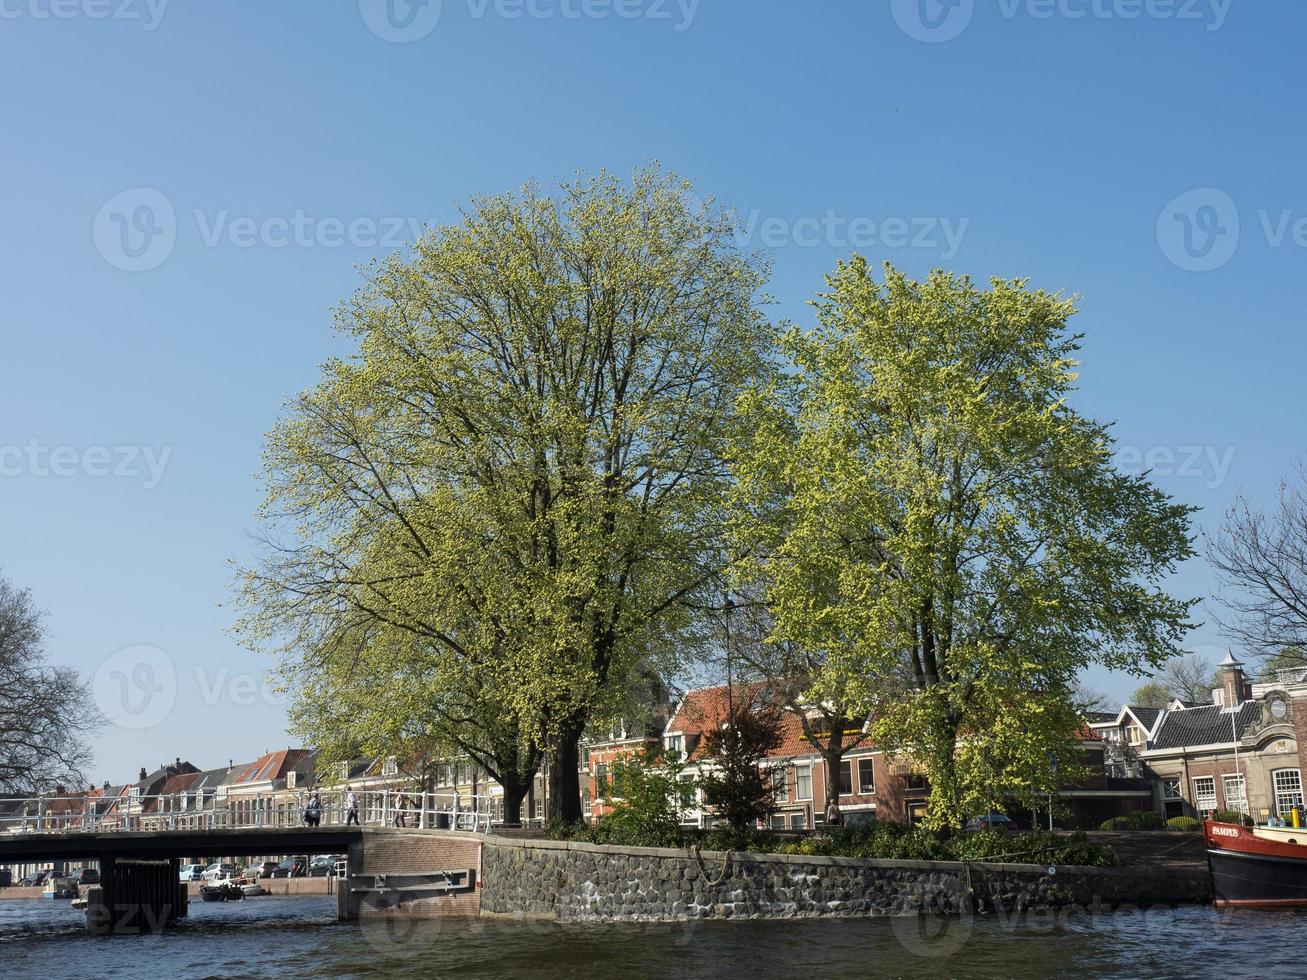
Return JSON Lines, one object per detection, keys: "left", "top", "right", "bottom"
{"left": 547, "top": 819, "right": 1114, "bottom": 866}
{"left": 1098, "top": 816, "right": 1128, "bottom": 831}
{"left": 1125, "top": 811, "right": 1164, "bottom": 831}
{"left": 598, "top": 747, "right": 689, "bottom": 847}
{"left": 1166, "top": 816, "right": 1201, "bottom": 831}
{"left": 696, "top": 698, "right": 785, "bottom": 835}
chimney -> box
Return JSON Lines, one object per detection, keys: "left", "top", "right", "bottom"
{"left": 139, "top": 767, "right": 148, "bottom": 781}
{"left": 103, "top": 780, "right": 110, "bottom": 791}
{"left": 1220, "top": 649, "right": 1250, "bottom": 707}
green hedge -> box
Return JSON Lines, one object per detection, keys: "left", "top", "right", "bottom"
{"left": 549, "top": 820, "right": 1116, "bottom": 867}
{"left": 1166, "top": 816, "right": 1201, "bottom": 831}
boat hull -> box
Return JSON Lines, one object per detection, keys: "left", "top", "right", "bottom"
{"left": 1205, "top": 820, "right": 1307, "bottom": 908}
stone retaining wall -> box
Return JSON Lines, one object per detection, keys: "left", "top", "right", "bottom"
{"left": 479, "top": 837, "right": 1211, "bottom": 921}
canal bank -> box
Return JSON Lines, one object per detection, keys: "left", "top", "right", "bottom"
{"left": 332, "top": 831, "right": 1211, "bottom": 923}
{"left": 477, "top": 836, "right": 1210, "bottom": 921}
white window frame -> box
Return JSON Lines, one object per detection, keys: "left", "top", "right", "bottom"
{"left": 837, "top": 759, "right": 854, "bottom": 797}
{"left": 771, "top": 767, "right": 787, "bottom": 803}
{"left": 1222, "top": 773, "right": 1246, "bottom": 812}
{"left": 1161, "top": 778, "right": 1182, "bottom": 801}
{"left": 857, "top": 757, "right": 875, "bottom": 795}
{"left": 795, "top": 764, "right": 812, "bottom": 801}
{"left": 1191, "top": 776, "right": 1217, "bottom": 815}
{"left": 1273, "top": 768, "right": 1304, "bottom": 816}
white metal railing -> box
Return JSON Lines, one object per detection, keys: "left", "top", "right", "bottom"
{"left": 0, "top": 789, "right": 495, "bottom": 837}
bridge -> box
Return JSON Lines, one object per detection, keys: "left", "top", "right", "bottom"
{"left": 0, "top": 792, "right": 493, "bottom": 933}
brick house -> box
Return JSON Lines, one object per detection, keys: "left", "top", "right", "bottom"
{"left": 1113, "top": 652, "right": 1306, "bottom": 824}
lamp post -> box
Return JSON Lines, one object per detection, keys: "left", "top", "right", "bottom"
{"left": 722, "top": 596, "right": 736, "bottom": 718}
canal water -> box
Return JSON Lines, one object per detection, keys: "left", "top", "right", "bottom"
{"left": 1, "top": 897, "right": 1303, "bottom": 978}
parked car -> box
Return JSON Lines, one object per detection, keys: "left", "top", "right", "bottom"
{"left": 201, "top": 863, "right": 239, "bottom": 882}
{"left": 306, "top": 854, "right": 345, "bottom": 877}
{"left": 70, "top": 868, "right": 100, "bottom": 886}
{"left": 243, "top": 861, "right": 279, "bottom": 879}
{"left": 178, "top": 864, "right": 207, "bottom": 882}
{"left": 268, "top": 856, "right": 307, "bottom": 878}
{"left": 20, "top": 870, "right": 51, "bottom": 887}
{"left": 964, "top": 812, "right": 1019, "bottom": 833}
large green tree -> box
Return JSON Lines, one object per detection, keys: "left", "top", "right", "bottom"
{"left": 235, "top": 166, "right": 769, "bottom": 822}
{"left": 730, "top": 259, "right": 1195, "bottom": 828}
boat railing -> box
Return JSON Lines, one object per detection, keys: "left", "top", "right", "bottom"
{"left": 0, "top": 789, "right": 496, "bottom": 836}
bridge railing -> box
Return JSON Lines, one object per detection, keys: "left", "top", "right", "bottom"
{"left": 0, "top": 789, "right": 496, "bottom": 836}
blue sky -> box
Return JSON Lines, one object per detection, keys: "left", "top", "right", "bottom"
{"left": 1, "top": 0, "right": 1300, "bottom": 783}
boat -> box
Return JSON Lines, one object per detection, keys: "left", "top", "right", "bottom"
{"left": 1204, "top": 819, "right": 1307, "bottom": 907}
{"left": 239, "top": 881, "right": 263, "bottom": 897}
{"left": 198, "top": 881, "right": 245, "bottom": 902}
{"left": 42, "top": 876, "right": 75, "bottom": 900}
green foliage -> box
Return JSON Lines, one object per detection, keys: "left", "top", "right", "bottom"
{"left": 1125, "top": 810, "right": 1164, "bottom": 830}
{"left": 1098, "top": 812, "right": 1165, "bottom": 831}
{"left": 1130, "top": 681, "right": 1173, "bottom": 710}
{"left": 730, "top": 259, "right": 1196, "bottom": 829}
{"left": 1166, "top": 816, "right": 1201, "bottom": 831}
{"left": 549, "top": 818, "right": 1114, "bottom": 867}
{"left": 232, "top": 165, "right": 772, "bottom": 820}
{"left": 596, "top": 747, "right": 689, "bottom": 847}
{"left": 697, "top": 697, "right": 784, "bottom": 834}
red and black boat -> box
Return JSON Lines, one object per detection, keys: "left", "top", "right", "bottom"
{"left": 1204, "top": 819, "right": 1307, "bottom": 907}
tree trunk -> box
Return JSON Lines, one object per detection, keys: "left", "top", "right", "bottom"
{"left": 498, "top": 777, "right": 530, "bottom": 828}
{"left": 546, "top": 716, "right": 585, "bottom": 824}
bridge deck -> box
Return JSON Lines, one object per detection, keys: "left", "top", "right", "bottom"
{"left": 0, "top": 826, "right": 464, "bottom": 862}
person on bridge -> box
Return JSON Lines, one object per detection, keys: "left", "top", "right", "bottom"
{"left": 304, "top": 792, "right": 322, "bottom": 827}
{"left": 394, "top": 792, "right": 409, "bottom": 828}
{"left": 346, "top": 786, "right": 360, "bottom": 826}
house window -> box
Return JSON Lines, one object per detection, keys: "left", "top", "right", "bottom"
{"left": 666, "top": 735, "right": 685, "bottom": 758}
{"left": 1191, "top": 777, "right": 1217, "bottom": 816}
{"left": 678, "top": 775, "right": 696, "bottom": 808}
{"left": 838, "top": 760, "right": 853, "bottom": 796}
{"left": 533, "top": 799, "right": 543, "bottom": 820}
{"left": 1161, "top": 778, "right": 1182, "bottom": 801}
{"left": 286, "top": 771, "right": 297, "bottom": 790}
{"left": 1222, "top": 774, "right": 1246, "bottom": 812}
{"left": 772, "top": 768, "right": 787, "bottom": 803}
{"left": 857, "top": 758, "right": 875, "bottom": 795}
{"left": 1273, "top": 769, "right": 1304, "bottom": 816}
{"left": 383, "top": 757, "right": 398, "bottom": 777}
{"left": 789, "top": 812, "right": 807, "bottom": 831}
{"left": 770, "top": 814, "right": 787, "bottom": 830}
{"left": 795, "top": 765, "right": 812, "bottom": 801}
{"left": 905, "top": 772, "right": 928, "bottom": 792}
{"left": 595, "top": 763, "right": 609, "bottom": 799}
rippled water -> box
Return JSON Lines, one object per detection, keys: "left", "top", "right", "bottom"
{"left": 2, "top": 896, "right": 1303, "bottom": 979}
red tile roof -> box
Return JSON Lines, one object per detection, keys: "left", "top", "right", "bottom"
{"left": 666, "top": 683, "right": 873, "bottom": 761}
{"left": 235, "top": 748, "right": 310, "bottom": 785}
